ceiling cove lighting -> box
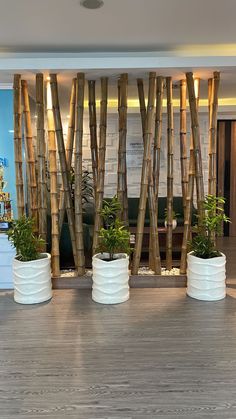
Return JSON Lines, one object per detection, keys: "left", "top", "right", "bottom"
{"left": 80, "top": 0, "right": 104, "bottom": 9}
{"left": 81, "top": 98, "right": 236, "bottom": 109}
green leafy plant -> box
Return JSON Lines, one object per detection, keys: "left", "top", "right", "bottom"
{"left": 100, "top": 196, "right": 122, "bottom": 228}
{"left": 190, "top": 195, "right": 230, "bottom": 259}
{"left": 164, "top": 208, "right": 179, "bottom": 221}
{"left": 98, "top": 196, "right": 131, "bottom": 261}
{"left": 7, "top": 216, "right": 45, "bottom": 262}
{"left": 69, "top": 167, "right": 94, "bottom": 206}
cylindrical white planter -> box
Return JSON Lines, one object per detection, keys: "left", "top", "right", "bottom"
{"left": 187, "top": 252, "right": 226, "bottom": 301}
{"left": 92, "top": 253, "right": 129, "bottom": 304}
{"left": 13, "top": 253, "right": 52, "bottom": 304}
{"left": 164, "top": 219, "right": 177, "bottom": 230}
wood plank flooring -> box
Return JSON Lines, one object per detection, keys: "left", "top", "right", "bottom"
{"left": 1, "top": 288, "right": 236, "bottom": 418}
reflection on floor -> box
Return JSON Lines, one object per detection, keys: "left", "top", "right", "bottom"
{"left": 0, "top": 288, "right": 236, "bottom": 418}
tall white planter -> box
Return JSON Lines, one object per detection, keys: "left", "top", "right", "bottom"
{"left": 187, "top": 252, "right": 226, "bottom": 301}
{"left": 164, "top": 219, "right": 177, "bottom": 230}
{"left": 13, "top": 253, "right": 52, "bottom": 304}
{"left": 92, "top": 253, "right": 129, "bottom": 304}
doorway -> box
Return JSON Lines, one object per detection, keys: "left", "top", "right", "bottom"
{"left": 217, "top": 120, "right": 236, "bottom": 236}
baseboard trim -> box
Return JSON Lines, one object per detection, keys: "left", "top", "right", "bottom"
{"left": 52, "top": 275, "right": 187, "bottom": 289}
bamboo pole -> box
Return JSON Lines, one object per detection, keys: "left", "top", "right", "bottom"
{"left": 49, "top": 74, "right": 78, "bottom": 269}
{"left": 46, "top": 82, "right": 60, "bottom": 277}
{"left": 58, "top": 78, "right": 76, "bottom": 232}
{"left": 187, "top": 73, "right": 205, "bottom": 222}
{"left": 208, "top": 78, "right": 213, "bottom": 125}
{"left": 180, "top": 74, "right": 205, "bottom": 273}
{"left": 136, "top": 78, "right": 161, "bottom": 273}
{"left": 137, "top": 79, "right": 153, "bottom": 267}
{"left": 117, "top": 73, "right": 129, "bottom": 225}
{"left": 21, "top": 80, "right": 38, "bottom": 225}
{"left": 180, "top": 79, "right": 188, "bottom": 219}
{"left": 74, "top": 74, "right": 85, "bottom": 275}
{"left": 193, "top": 79, "right": 201, "bottom": 217}
{"left": 180, "top": 78, "right": 200, "bottom": 273}
{"left": 152, "top": 76, "right": 164, "bottom": 269}
{"left": 92, "top": 77, "right": 108, "bottom": 255}
{"left": 36, "top": 74, "right": 47, "bottom": 246}
{"left": 166, "top": 77, "right": 174, "bottom": 271}
{"left": 153, "top": 76, "right": 164, "bottom": 197}
{"left": 88, "top": 80, "right": 98, "bottom": 191}
{"left": 13, "top": 75, "right": 25, "bottom": 218}
{"left": 132, "top": 73, "right": 160, "bottom": 274}
{"left": 208, "top": 72, "right": 220, "bottom": 196}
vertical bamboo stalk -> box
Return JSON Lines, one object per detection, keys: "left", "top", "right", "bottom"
{"left": 88, "top": 80, "right": 98, "bottom": 190}
{"left": 49, "top": 74, "right": 78, "bottom": 269}
{"left": 153, "top": 76, "right": 164, "bottom": 197}
{"left": 137, "top": 79, "right": 146, "bottom": 134}
{"left": 21, "top": 80, "right": 38, "bottom": 225}
{"left": 46, "top": 82, "right": 60, "bottom": 277}
{"left": 208, "top": 72, "right": 220, "bottom": 196}
{"left": 166, "top": 77, "right": 174, "bottom": 271}
{"left": 208, "top": 78, "right": 213, "bottom": 125}
{"left": 117, "top": 73, "right": 129, "bottom": 225}
{"left": 92, "top": 77, "right": 108, "bottom": 255}
{"left": 180, "top": 79, "right": 188, "bottom": 219}
{"left": 193, "top": 79, "right": 201, "bottom": 215}
{"left": 58, "top": 78, "right": 76, "bottom": 231}
{"left": 74, "top": 74, "right": 85, "bottom": 275}
{"left": 13, "top": 75, "right": 25, "bottom": 218}
{"left": 136, "top": 78, "right": 161, "bottom": 274}
{"left": 187, "top": 73, "right": 205, "bottom": 222}
{"left": 180, "top": 73, "right": 205, "bottom": 273}
{"left": 36, "top": 74, "right": 47, "bottom": 246}
{"left": 137, "top": 79, "right": 152, "bottom": 266}
{"left": 180, "top": 79, "right": 200, "bottom": 273}
{"left": 132, "top": 73, "right": 160, "bottom": 274}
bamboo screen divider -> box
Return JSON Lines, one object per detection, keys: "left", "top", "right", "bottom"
{"left": 12, "top": 71, "right": 220, "bottom": 277}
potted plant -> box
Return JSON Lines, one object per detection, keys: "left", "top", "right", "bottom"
{"left": 92, "top": 196, "right": 131, "bottom": 304}
{"left": 164, "top": 209, "right": 179, "bottom": 230}
{"left": 187, "top": 195, "right": 230, "bottom": 301}
{"left": 7, "top": 216, "right": 52, "bottom": 304}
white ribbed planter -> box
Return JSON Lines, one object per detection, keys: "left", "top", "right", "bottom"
{"left": 13, "top": 253, "right": 52, "bottom": 304}
{"left": 187, "top": 252, "right": 226, "bottom": 301}
{"left": 164, "top": 219, "right": 177, "bottom": 230}
{"left": 92, "top": 253, "right": 129, "bottom": 304}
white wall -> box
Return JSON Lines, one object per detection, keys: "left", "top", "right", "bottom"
{"left": 79, "top": 112, "right": 210, "bottom": 198}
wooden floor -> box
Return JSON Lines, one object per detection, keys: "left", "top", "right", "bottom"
{"left": 1, "top": 287, "right": 236, "bottom": 418}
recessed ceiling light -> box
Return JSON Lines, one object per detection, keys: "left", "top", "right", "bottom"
{"left": 80, "top": 0, "right": 104, "bottom": 10}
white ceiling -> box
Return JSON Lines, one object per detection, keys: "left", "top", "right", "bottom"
{"left": 0, "top": 0, "right": 235, "bottom": 52}
{"left": 0, "top": 0, "right": 236, "bottom": 114}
